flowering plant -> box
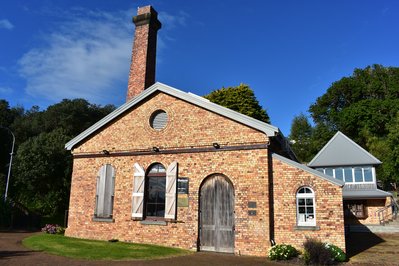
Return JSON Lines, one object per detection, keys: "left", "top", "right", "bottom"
{"left": 325, "top": 243, "right": 346, "bottom": 262}
{"left": 268, "top": 244, "right": 298, "bottom": 260}
{"left": 41, "top": 224, "right": 65, "bottom": 234}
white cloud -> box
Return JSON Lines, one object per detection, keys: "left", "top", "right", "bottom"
{"left": 18, "top": 9, "right": 134, "bottom": 104}
{"left": 158, "top": 11, "right": 189, "bottom": 30}
{"left": 0, "top": 86, "right": 13, "bottom": 94}
{"left": 0, "top": 19, "right": 14, "bottom": 30}
{"left": 18, "top": 7, "right": 190, "bottom": 105}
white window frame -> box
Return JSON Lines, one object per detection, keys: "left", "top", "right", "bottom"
{"left": 317, "top": 166, "right": 375, "bottom": 184}
{"left": 296, "top": 187, "right": 316, "bottom": 226}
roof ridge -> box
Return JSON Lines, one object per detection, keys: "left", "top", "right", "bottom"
{"left": 65, "top": 82, "right": 280, "bottom": 150}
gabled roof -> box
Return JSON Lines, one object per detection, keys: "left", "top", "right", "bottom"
{"left": 308, "top": 131, "right": 382, "bottom": 167}
{"left": 65, "top": 82, "right": 280, "bottom": 150}
{"left": 272, "top": 153, "right": 345, "bottom": 187}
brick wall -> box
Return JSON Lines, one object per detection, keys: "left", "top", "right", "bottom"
{"left": 272, "top": 156, "right": 346, "bottom": 252}
{"left": 66, "top": 92, "right": 270, "bottom": 256}
{"left": 74, "top": 92, "right": 268, "bottom": 154}
{"left": 344, "top": 198, "right": 390, "bottom": 225}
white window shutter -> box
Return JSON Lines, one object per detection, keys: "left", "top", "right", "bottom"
{"left": 165, "top": 161, "right": 178, "bottom": 220}
{"left": 96, "top": 165, "right": 107, "bottom": 217}
{"left": 103, "top": 165, "right": 115, "bottom": 217}
{"left": 132, "top": 163, "right": 145, "bottom": 219}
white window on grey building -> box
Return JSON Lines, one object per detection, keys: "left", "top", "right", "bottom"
{"left": 296, "top": 187, "right": 316, "bottom": 226}
{"left": 95, "top": 164, "right": 115, "bottom": 219}
{"left": 317, "top": 166, "right": 374, "bottom": 183}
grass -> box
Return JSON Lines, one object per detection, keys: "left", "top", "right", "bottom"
{"left": 23, "top": 234, "right": 191, "bottom": 260}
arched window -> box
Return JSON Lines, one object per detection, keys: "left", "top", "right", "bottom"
{"left": 145, "top": 163, "right": 166, "bottom": 218}
{"left": 95, "top": 164, "right": 115, "bottom": 219}
{"left": 296, "top": 187, "right": 316, "bottom": 226}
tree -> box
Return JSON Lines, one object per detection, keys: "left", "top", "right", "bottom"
{"left": 304, "top": 64, "right": 399, "bottom": 185}
{"left": 0, "top": 98, "right": 116, "bottom": 216}
{"left": 309, "top": 64, "right": 399, "bottom": 145}
{"left": 0, "top": 100, "right": 23, "bottom": 198}
{"left": 12, "top": 129, "right": 71, "bottom": 215}
{"left": 204, "top": 84, "right": 270, "bottom": 123}
{"left": 288, "top": 114, "right": 314, "bottom": 163}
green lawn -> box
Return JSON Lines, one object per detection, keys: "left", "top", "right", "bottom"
{"left": 23, "top": 234, "right": 191, "bottom": 260}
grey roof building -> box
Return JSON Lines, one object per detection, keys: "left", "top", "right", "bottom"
{"left": 308, "top": 131, "right": 381, "bottom": 168}
{"left": 308, "top": 131, "right": 391, "bottom": 200}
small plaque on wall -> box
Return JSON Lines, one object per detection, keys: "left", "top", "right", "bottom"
{"left": 248, "top": 201, "right": 257, "bottom": 208}
{"left": 178, "top": 177, "right": 189, "bottom": 194}
{"left": 248, "top": 210, "right": 257, "bottom": 216}
{"left": 177, "top": 196, "right": 189, "bottom": 207}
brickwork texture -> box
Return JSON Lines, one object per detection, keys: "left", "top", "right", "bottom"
{"left": 66, "top": 91, "right": 346, "bottom": 256}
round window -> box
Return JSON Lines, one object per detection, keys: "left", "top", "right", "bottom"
{"left": 150, "top": 110, "right": 168, "bottom": 131}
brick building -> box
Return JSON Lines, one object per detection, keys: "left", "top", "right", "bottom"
{"left": 65, "top": 6, "right": 347, "bottom": 256}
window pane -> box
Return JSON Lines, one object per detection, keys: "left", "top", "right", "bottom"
{"left": 298, "top": 198, "right": 305, "bottom": 205}
{"left": 325, "top": 168, "right": 334, "bottom": 177}
{"left": 344, "top": 168, "right": 353, "bottom": 182}
{"left": 305, "top": 188, "right": 312, "bottom": 194}
{"left": 306, "top": 214, "right": 315, "bottom": 221}
{"left": 299, "top": 207, "right": 306, "bottom": 213}
{"left": 316, "top": 168, "right": 324, "bottom": 173}
{"left": 364, "top": 167, "right": 373, "bottom": 182}
{"left": 298, "top": 188, "right": 305, "bottom": 193}
{"left": 149, "top": 163, "right": 166, "bottom": 173}
{"left": 298, "top": 214, "right": 306, "bottom": 222}
{"left": 335, "top": 168, "right": 344, "bottom": 181}
{"left": 306, "top": 207, "right": 314, "bottom": 214}
{"left": 306, "top": 198, "right": 314, "bottom": 205}
{"left": 354, "top": 167, "right": 363, "bottom": 182}
{"left": 146, "top": 175, "right": 166, "bottom": 217}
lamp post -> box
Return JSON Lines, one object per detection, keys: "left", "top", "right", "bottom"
{"left": 1, "top": 126, "right": 15, "bottom": 203}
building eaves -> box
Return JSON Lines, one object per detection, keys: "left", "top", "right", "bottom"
{"left": 272, "top": 153, "right": 345, "bottom": 187}
{"left": 343, "top": 189, "right": 392, "bottom": 199}
{"left": 65, "top": 82, "right": 280, "bottom": 150}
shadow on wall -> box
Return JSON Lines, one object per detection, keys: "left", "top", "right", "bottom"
{"left": 345, "top": 212, "right": 385, "bottom": 258}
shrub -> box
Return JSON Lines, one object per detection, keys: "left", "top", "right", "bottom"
{"left": 325, "top": 243, "right": 346, "bottom": 262}
{"left": 42, "top": 224, "right": 64, "bottom": 235}
{"left": 268, "top": 244, "right": 299, "bottom": 260}
{"left": 303, "top": 238, "right": 333, "bottom": 265}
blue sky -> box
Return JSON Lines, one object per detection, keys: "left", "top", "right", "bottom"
{"left": 1, "top": 0, "right": 398, "bottom": 135}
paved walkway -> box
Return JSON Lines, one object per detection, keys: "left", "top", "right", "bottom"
{"left": 345, "top": 233, "right": 399, "bottom": 265}
{"left": 0, "top": 231, "right": 280, "bottom": 266}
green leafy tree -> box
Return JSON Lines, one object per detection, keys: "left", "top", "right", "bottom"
{"left": 0, "top": 100, "right": 23, "bottom": 198}
{"left": 12, "top": 128, "right": 71, "bottom": 215}
{"left": 309, "top": 64, "right": 399, "bottom": 145}
{"left": 306, "top": 64, "right": 399, "bottom": 185}
{"left": 288, "top": 114, "right": 314, "bottom": 163}
{"left": 1, "top": 98, "right": 115, "bottom": 216}
{"left": 204, "top": 84, "right": 270, "bottom": 123}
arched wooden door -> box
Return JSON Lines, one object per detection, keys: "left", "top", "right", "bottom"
{"left": 199, "top": 174, "right": 234, "bottom": 253}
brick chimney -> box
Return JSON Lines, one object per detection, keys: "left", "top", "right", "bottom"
{"left": 126, "top": 6, "right": 162, "bottom": 102}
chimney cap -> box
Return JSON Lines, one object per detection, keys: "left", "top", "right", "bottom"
{"left": 133, "top": 5, "right": 161, "bottom": 29}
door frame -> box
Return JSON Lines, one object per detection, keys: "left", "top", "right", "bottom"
{"left": 198, "top": 173, "right": 235, "bottom": 253}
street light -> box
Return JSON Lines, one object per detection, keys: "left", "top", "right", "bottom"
{"left": 0, "top": 126, "right": 15, "bottom": 203}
